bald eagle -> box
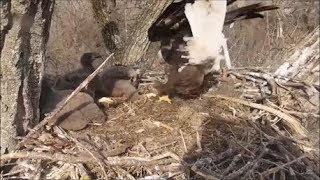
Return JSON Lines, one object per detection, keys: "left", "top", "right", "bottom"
{"left": 149, "top": 0, "right": 278, "bottom": 98}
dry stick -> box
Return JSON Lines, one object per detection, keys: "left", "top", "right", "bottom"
{"left": 0, "top": 151, "right": 93, "bottom": 166}
{"left": 16, "top": 53, "right": 115, "bottom": 149}
{"left": 115, "top": 167, "right": 135, "bottom": 180}
{"left": 245, "top": 72, "right": 278, "bottom": 96}
{"left": 0, "top": 151, "right": 180, "bottom": 167}
{"left": 222, "top": 154, "right": 242, "bottom": 176}
{"left": 75, "top": 163, "right": 90, "bottom": 179}
{"left": 223, "top": 161, "right": 255, "bottom": 180}
{"left": 153, "top": 121, "right": 174, "bottom": 131}
{"left": 191, "top": 165, "right": 221, "bottom": 180}
{"left": 206, "top": 95, "right": 308, "bottom": 138}
{"left": 65, "top": 132, "right": 108, "bottom": 178}
{"left": 222, "top": 36, "right": 232, "bottom": 69}
{"left": 196, "top": 130, "right": 202, "bottom": 151}
{"left": 261, "top": 155, "right": 308, "bottom": 177}
{"left": 147, "top": 141, "right": 177, "bottom": 152}
{"left": 266, "top": 100, "right": 320, "bottom": 118}
{"left": 179, "top": 129, "right": 188, "bottom": 153}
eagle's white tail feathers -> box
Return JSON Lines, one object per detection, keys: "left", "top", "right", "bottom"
{"left": 184, "top": 0, "right": 227, "bottom": 67}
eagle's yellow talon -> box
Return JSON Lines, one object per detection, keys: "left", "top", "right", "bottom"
{"left": 158, "top": 95, "right": 172, "bottom": 104}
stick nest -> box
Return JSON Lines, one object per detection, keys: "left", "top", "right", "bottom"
{"left": 1, "top": 29, "right": 319, "bottom": 180}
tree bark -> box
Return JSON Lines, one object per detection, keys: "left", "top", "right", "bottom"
{"left": 91, "top": 0, "right": 172, "bottom": 65}
{"left": 118, "top": 0, "right": 172, "bottom": 65}
{"left": 0, "top": 0, "right": 54, "bottom": 153}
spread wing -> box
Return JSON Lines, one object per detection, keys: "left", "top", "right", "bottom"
{"left": 148, "top": 0, "right": 278, "bottom": 42}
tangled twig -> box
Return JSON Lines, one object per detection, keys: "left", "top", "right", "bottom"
{"left": 206, "top": 94, "right": 308, "bottom": 138}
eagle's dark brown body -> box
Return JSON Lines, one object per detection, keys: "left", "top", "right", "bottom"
{"left": 155, "top": 65, "right": 205, "bottom": 98}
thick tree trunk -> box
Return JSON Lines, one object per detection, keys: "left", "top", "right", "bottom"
{"left": 91, "top": 0, "right": 172, "bottom": 65}
{"left": 0, "top": 0, "right": 54, "bottom": 153}
{"left": 118, "top": 0, "right": 172, "bottom": 65}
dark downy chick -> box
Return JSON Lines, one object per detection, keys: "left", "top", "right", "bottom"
{"left": 40, "top": 75, "right": 105, "bottom": 131}
{"left": 54, "top": 52, "right": 141, "bottom": 101}
{"left": 95, "top": 65, "right": 141, "bottom": 101}
{"left": 54, "top": 52, "right": 103, "bottom": 97}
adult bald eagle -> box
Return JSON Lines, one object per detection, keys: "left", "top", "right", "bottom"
{"left": 149, "top": 0, "right": 278, "bottom": 98}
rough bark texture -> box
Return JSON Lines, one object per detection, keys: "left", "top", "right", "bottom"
{"left": 118, "top": 0, "right": 172, "bottom": 65}
{"left": 0, "top": 0, "right": 54, "bottom": 153}
{"left": 91, "top": 0, "right": 172, "bottom": 65}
